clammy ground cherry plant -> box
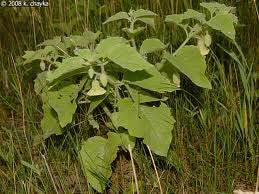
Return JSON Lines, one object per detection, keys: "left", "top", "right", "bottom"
{"left": 22, "top": 2, "right": 238, "bottom": 193}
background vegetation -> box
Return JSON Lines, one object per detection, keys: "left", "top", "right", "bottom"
{"left": 0, "top": 0, "right": 258, "bottom": 193}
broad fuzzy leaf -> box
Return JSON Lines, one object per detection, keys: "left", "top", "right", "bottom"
{"left": 88, "top": 114, "right": 99, "bottom": 129}
{"left": 47, "top": 83, "right": 79, "bottom": 127}
{"left": 87, "top": 93, "right": 109, "bottom": 115}
{"left": 111, "top": 98, "right": 175, "bottom": 156}
{"left": 165, "top": 3, "right": 237, "bottom": 40}
{"left": 184, "top": 9, "right": 206, "bottom": 22}
{"left": 202, "top": 3, "right": 238, "bottom": 40}
{"left": 204, "top": 32, "right": 212, "bottom": 47}
{"left": 137, "top": 17, "right": 155, "bottom": 29}
{"left": 164, "top": 46, "right": 212, "bottom": 89}
{"left": 124, "top": 66, "right": 178, "bottom": 93}
{"left": 107, "top": 132, "right": 135, "bottom": 150}
{"left": 40, "top": 104, "right": 62, "bottom": 139}
{"left": 103, "top": 12, "right": 129, "bottom": 24}
{"left": 140, "top": 38, "right": 167, "bottom": 55}
{"left": 165, "top": 9, "right": 206, "bottom": 25}
{"left": 22, "top": 46, "right": 57, "bottom": 65}
{"left": 79, "top": 137, "right": 115, "bottom": 193}
{"left": 67, "top": 31, "right": 101, "bottom": 47}
{"left": 74, "top": 49, "right": 92, "bottom": 60}
{"left": 37, "top": 36, "right": 61, "bottom": 47}
{"left": 96, "top": 37, "right": 127, "bottom": 56}
{"left": 83, "top": 30, "right": 102, "bottom": 43}
{"left": 132, "top": 9, "right": 157, "bottom": 18}
{"left": 108, "top": 44, "right": 153, "bottom": 71}
{"left": 100, "top": 73, "right": 108, "bottom": 87}
{"left": 122, "top": 26, "right": 145, "bottom": 37}
{"left": 206, "top": 13, "right": 237, "bottom": 40}
{"left": 200, "top": 2, "right": 236, "bottom": 14}
{"left": 127, "top": 86, "right": 164, "bottom": 103}
{"left": 67, "top": 35, "right": 89, "bottom": 47}
{"left": 34, "top": 72, "right": 47, "bottom": 95}
{"left": 165, "top": 14, "right": 184, "bottom": 25}
{"left": 87, "top": 80, "right": 106, "bottom": 96}
{"left": 79, "top": 134, "right": 127, "bottom": 192}
{"left": 155, "top": 61, "right": 180, "bottom": 87}
{"left": 96, "top": 37, "right": 153, "bottom": 71}
{"left": 47, "top": 57, "right": 88, "bottom": 84}
{"left": 74, "top": 49, "right": 101, "bottom": 62}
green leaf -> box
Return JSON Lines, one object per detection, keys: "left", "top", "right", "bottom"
{"left": 103, "top": 12, "right": 129, "bottom": 24}
{"left": 155, "top": 60, "right": 180, "bottom": 87}
{"left": 140, "top": 38, "right": 167, "bottom": 55}
{"left": 22, "top": 46, "right": 57, "bottom": 65}
{"left": 40, "top": 104, "right": 63, "bottom": 140}
{"left": 172, "top": 72, "right": 181, "bottom": 87}
{"left": 97, "top": 37, "right": 153, "bottom": 71}
{"left": 88, "top": 67, "right": 95, "bottom": 79}
{"left": 46, "top": 57, "right": 88, "bottom": 84}
{"left": 66, "top": 32, "right": 101, "bottom": 47}
{"left": 124, "top": 66, "right": 178, "bottom": 93}
{"left": 108, "top": 44, "right": 153, "bottom": 71}
{"left": 127, "top": 86, "right": 164, "bottom": 103}
{"left": 79, "top": 136, "right": 119, "bottom": 192}
{"left": 83, "top": 30, "right": 102, "bottom": 43}
{"left": 200, "top": 2, "right": 236, "bottom": 14}
{"left": 34, "top": 72, "right": 47, "bottom": 95}
{"left": 163, "top": 46, "right": 212, "bottom": 89}
{"left": 40, "top": 61, "right": 46, "bottom": 71}
{"left": 165, "top": 14, "right": 184, "bottom": 25}
{"left": 47, "top": 83, "right": 79, "bottom": 127}
{"left": 122, "top": 26, "right": 145, "bottom": 37}
{"left": 74, "top": 49, "right": 101, "bottom": 62}
{"left": 132, "top": 9, "right": 157, "bottom": 18}
{"left": 198, "top": 2, "right": 237, "bottom": 39}
{"left": 22, "top": 51, "right": 38, "bottom": 61}
{"left": 79, "top": 132, "right": 135, "bottom": 192}
{"left": 96, "top": 37, "right": 127, "bottom": 56}
{"left": 111, "top": 98, "right": 175, "bottom": 156}
{"left": 184, "top": 9, "right": 206, "bottom": 22}
{"left": 137, "top": 17, "right": 155, "bottom": 29}
{"left": 37, "top": 36, "right": 61, "bottom": 47}
{"left": 165, "top": 9, "right": 206, "bottom": 25}
{"left": 87, "top": 80, "right": 106, "bottom": 96}
{"left": 74, "top": 49, "right": 91, "bottom": 60}
{"left": 206, "top": 13, "right": 237, "bottom": 40}
{"left": 88, "top": 114, "right": 99, "bottom": 129}
{"left": 68, "top": 35, "right": 89, "bottom": 47}
{"left": 204, "top": 31, "right": 212, "bottom": 47}
{"left": 87, "top": 93, "right": 109, "bottom": 115}
{"left": 100, "top": 73, "right": 108, "bottom": 87}
{"left": 107, "top": 132, "right": 135, "bottom": 150}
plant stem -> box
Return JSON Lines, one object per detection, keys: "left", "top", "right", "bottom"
{"left": 173, "top": 27, "right": 201, "bottom": 56}
{"left": 101, "top": 104, "right": 112, "bottom": 118}
{"left": 128, "top": 144, "right": 140, "bottom": 194}
{"left": 172, "top": 35, "right": 191, "bottom": 56}
{"left": 147, "top": 145, "right": 163, "bottom": 194}
{"left": 130, "top": 20, "right": 137, "bottom": 48}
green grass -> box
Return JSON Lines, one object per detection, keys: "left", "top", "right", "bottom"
{"left": 0, "top": 0, "right": 258, "bottom": 193}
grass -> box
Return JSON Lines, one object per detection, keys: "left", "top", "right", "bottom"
{"left": 0, "top": 0, "right": 258, "bottom": 193}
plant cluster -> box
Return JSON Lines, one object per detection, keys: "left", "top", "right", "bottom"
{"left": 22, "top": 2, "right": 238, "bottom": 192}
